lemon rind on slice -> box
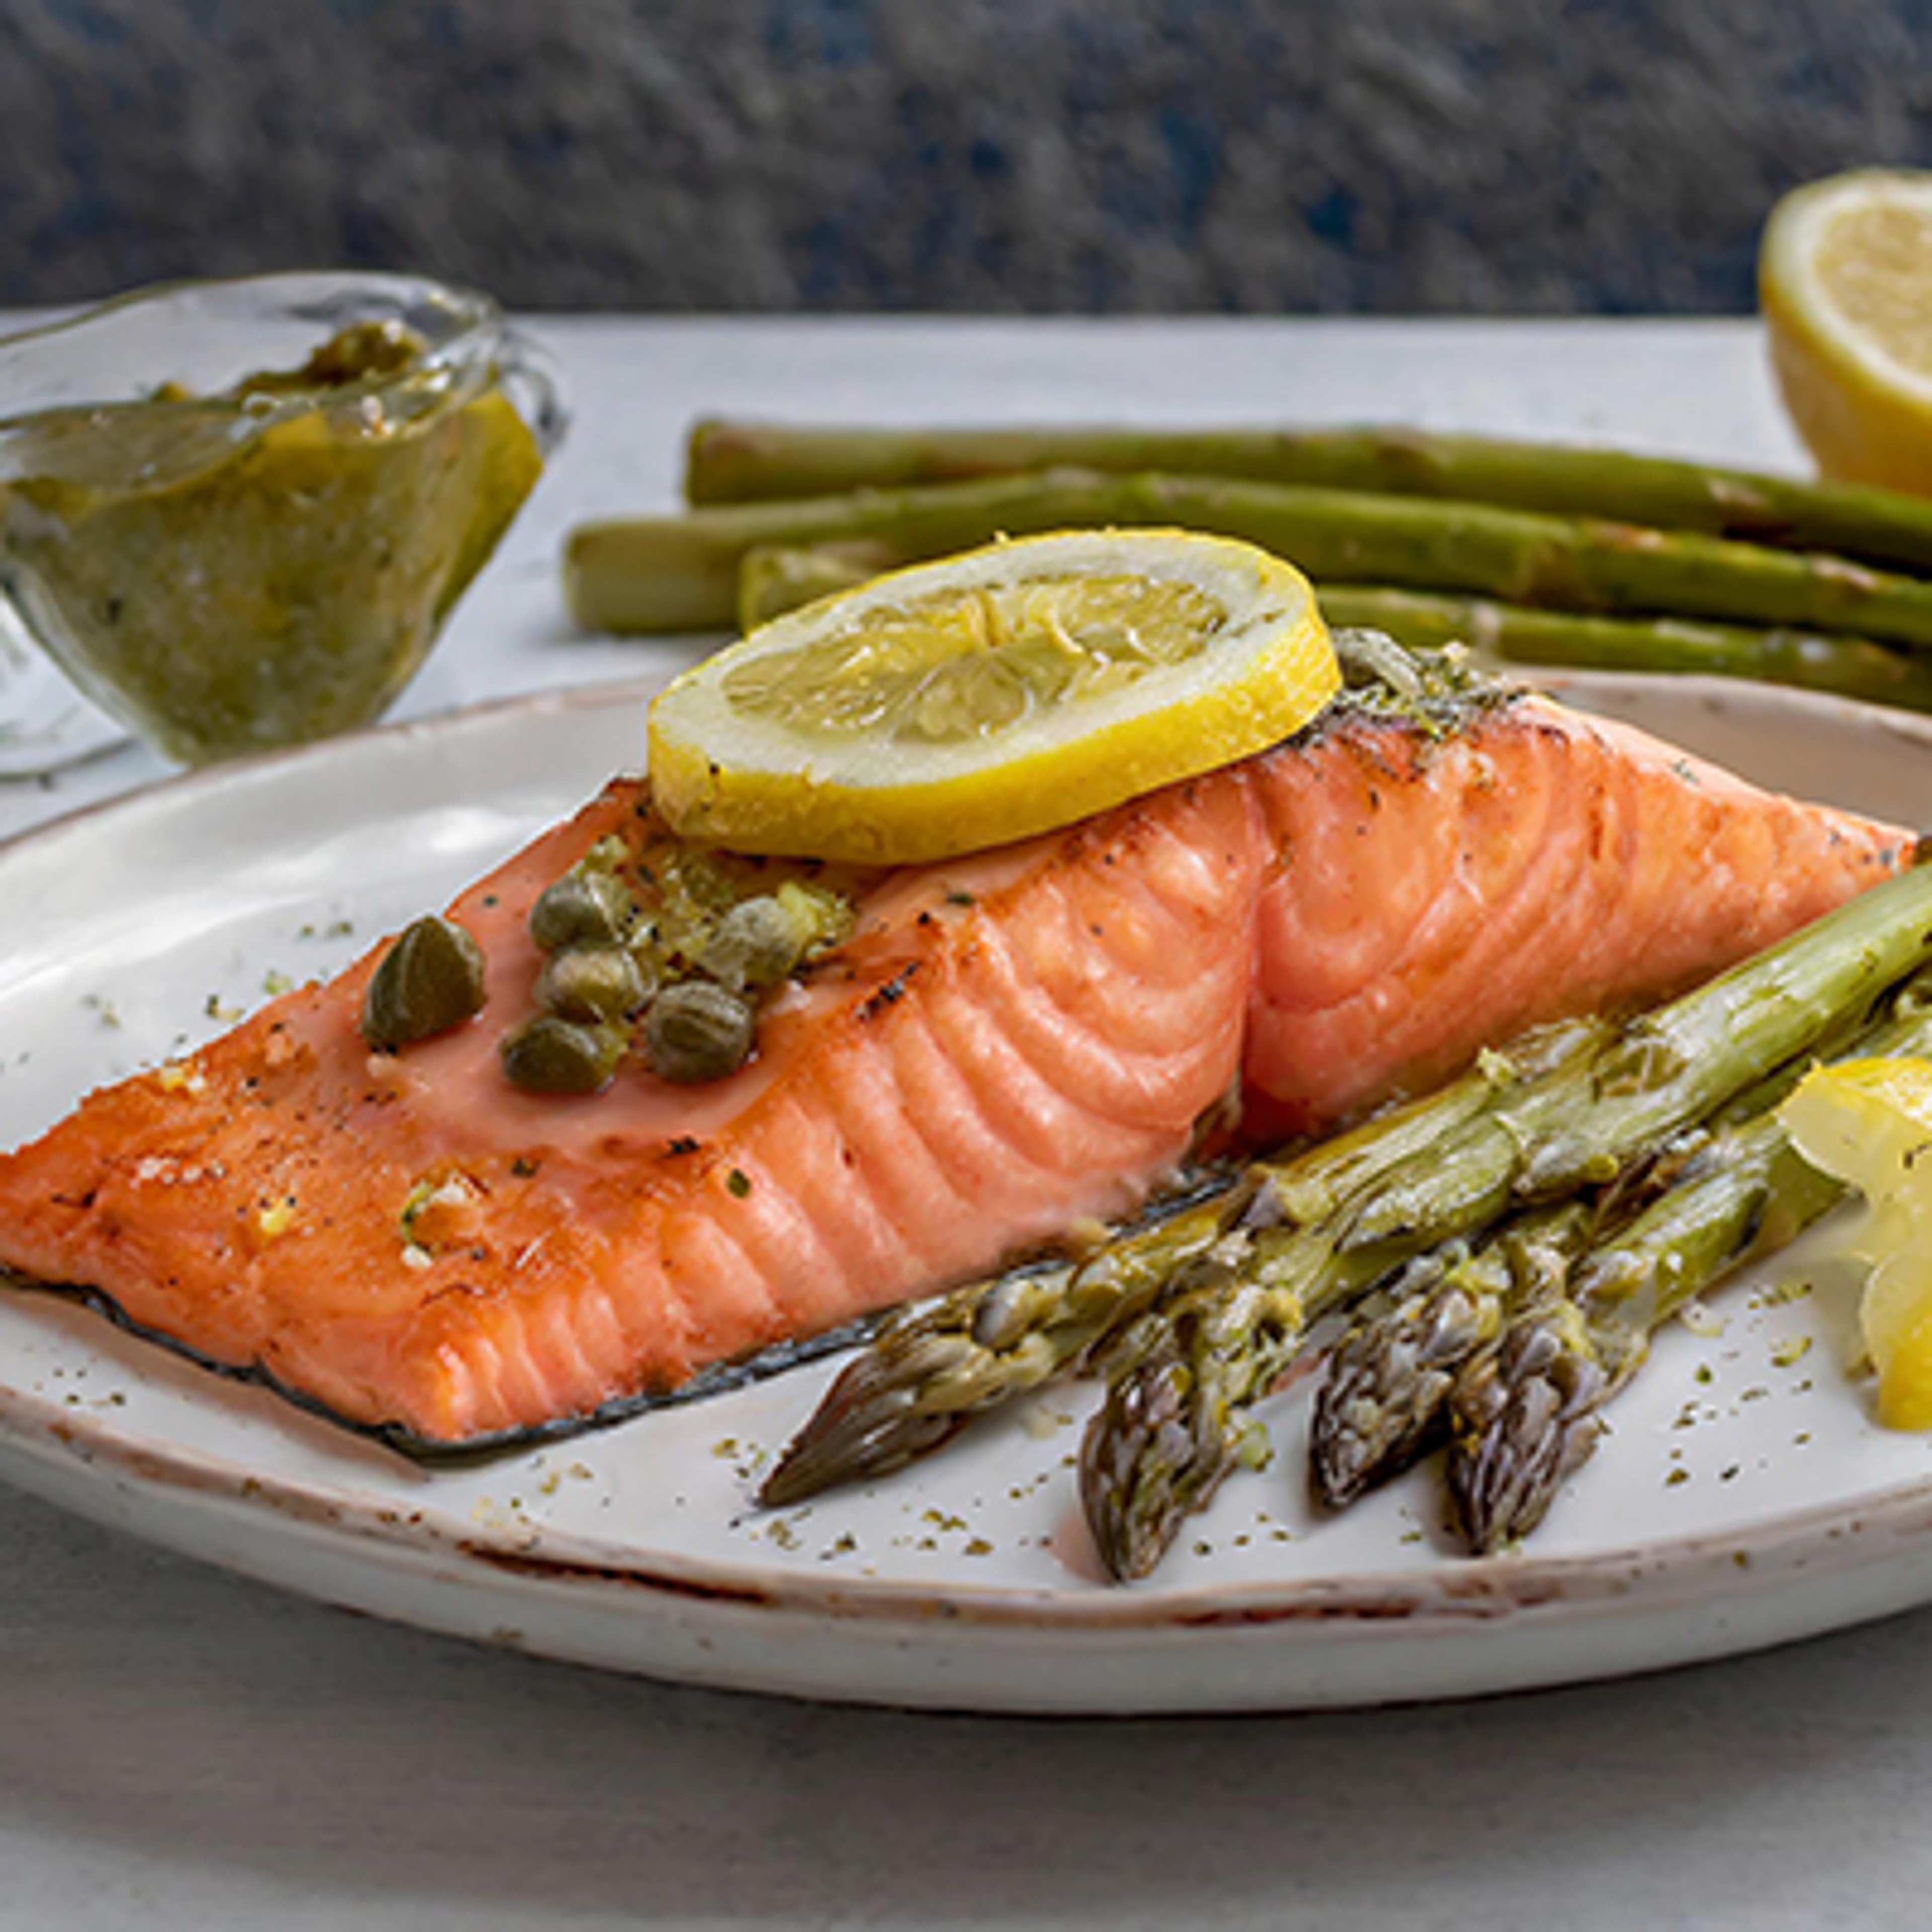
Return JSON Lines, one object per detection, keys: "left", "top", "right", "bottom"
{"left": 645, "top": 528, "right": 1339, "bottom": 864}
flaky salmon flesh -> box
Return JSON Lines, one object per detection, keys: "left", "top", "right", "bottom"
{"left": 0, "top": 685, "right": 1909, "bottom": 1448}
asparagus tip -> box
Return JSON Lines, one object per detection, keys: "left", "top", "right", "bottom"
{"left": 1447, "top": 1318, "right": 1612, "bottom": 1552}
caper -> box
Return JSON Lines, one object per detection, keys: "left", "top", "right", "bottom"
{"left": 529, "top": 868, "right": 634, "bottom": 952}
{"left": 535, "top": 943, "right": 653, "bottom": 1023}
{"left": 642, "top": 980, "right": 757, "bottom": 1084}
{"left": 695, "top": 894, "right": 810, "bottom": 993}
{"left": 500, "top": 1014, "right": 627, "bottom": 1094}
{"left": 361, "top": 915, "right": 487, "bottom": 1050}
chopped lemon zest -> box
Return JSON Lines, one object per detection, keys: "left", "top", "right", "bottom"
{"left": 256, "top": 1197, "right": 298, "bottom": 1239}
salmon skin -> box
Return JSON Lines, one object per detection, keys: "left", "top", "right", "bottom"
{"left": 0, "top": 681, "right": 1909, "bottom": 1451}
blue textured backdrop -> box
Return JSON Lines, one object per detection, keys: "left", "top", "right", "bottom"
{"left": 1, "top": 0, "right": 1927, "bottom": 312}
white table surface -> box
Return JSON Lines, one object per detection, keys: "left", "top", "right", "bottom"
{"left": 7, "top": 316, "right": 1932, "bottom": 1929}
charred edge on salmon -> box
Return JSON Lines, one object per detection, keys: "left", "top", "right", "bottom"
{"left": 0, "top": 1260, "right": 889, "bottom": 1465}
{"left": 0, "top": 1159, "right": 1249, "bottom": 1463}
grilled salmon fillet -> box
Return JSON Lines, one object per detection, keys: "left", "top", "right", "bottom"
{"left": 0, "top": 687, "right": 1908, "bottom": 1447}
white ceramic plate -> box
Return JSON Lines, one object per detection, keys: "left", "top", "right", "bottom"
{"left": 5, "top": 672, "right": 1932, "bottom": 1715}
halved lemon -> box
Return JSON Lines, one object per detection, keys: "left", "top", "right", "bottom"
{"left": 1779, "top": 1054, "right": 1932, "bottom": 1429}
{"left": 645, "top": 529, "right": 1339, "bottom": 864}
{"left": 1761, "top": 169, "right": 1932, "bottom": 494}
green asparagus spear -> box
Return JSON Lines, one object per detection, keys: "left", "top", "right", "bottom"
{"left": 1300, "top": 975, "right": 1911, "bottom": 1524}
{"left": 1078, "top": 1241, "right": 1337, "bottom": 1584}
{"left": 1079, "top": 866, "right": 1932, "bottom": 1579}
{"left": 734, "top": 546, "right": 1932, "bottom": 718}
{"left": 1081, "top": 1180, "right": 1617, "bottom": 1578}
{"left": 1444, "top": 1297, "right": 1615, "bottom": 1553}
{"left": 759, "top": 1016, "right": 1605, "bottom": 1507}
{"left": 1347, "top": 854, "right": 1932, "bottom": 1252}
{"left": 1317, "top": 587, "right": 1932, "bottom": 716}
{"left": 1304, "top": 1100, "right": 1774, "bottom": 1513}
{"left": 1446, "top": 981, "right": 1932, "bottom": 1552}
{"left": 1445, "top": 1120, "right": 1837, "bottom": 1552}
{"left": 565, "top": 468, "right": 1932, "bottom": 650}
{"left": 685, "top": 420, "right": 1932, "bottom": 578}
{"left": 1078, "top": 1194, "right": 1473, "bottom": 1581}
{"left": 1076, "top": 1037, "right": 1620, "bottom": 1582}
{"left": 756, "top": 1185, "right": 1241, "bottom": 1509}
{"left": 1308, "top": 1203, "right": 1597, "bottom": 1509}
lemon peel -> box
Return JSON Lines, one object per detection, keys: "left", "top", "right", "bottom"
{"left": 645, "top": 528, "right": 1339, "bottom": 864}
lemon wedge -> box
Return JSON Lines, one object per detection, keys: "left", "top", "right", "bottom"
{"left": 1761, "top": 168, "right": 1932, "bottom": 494}
{"left": 645, "top": 529, "right": 1339, "bottom": 864}
{"left": 1779, "top": 1055, "right": 1932, "bottom": 1428}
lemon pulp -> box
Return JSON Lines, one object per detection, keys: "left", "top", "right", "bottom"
{"left": 720, "top": 572, "right": 1228, "bottom": 745}
{"left": 1779, "top": 1054, "right": 1932, "bottom": 1428}
{"left": 1761, "top": 169, "right": 1932, "bottom": 494}
{"left": 646, "top": 529, "right": 1339, "bottom": 864}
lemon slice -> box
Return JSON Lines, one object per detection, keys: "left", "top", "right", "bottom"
{"left": 1779, "top": 1055, "right": 1932, "bottom": 1428}
{"left": 1761, "top": 168, "right": 1932, "bottom": 494}
{"left": 645, "top": 529, "right": 1339, "bottom": 863}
